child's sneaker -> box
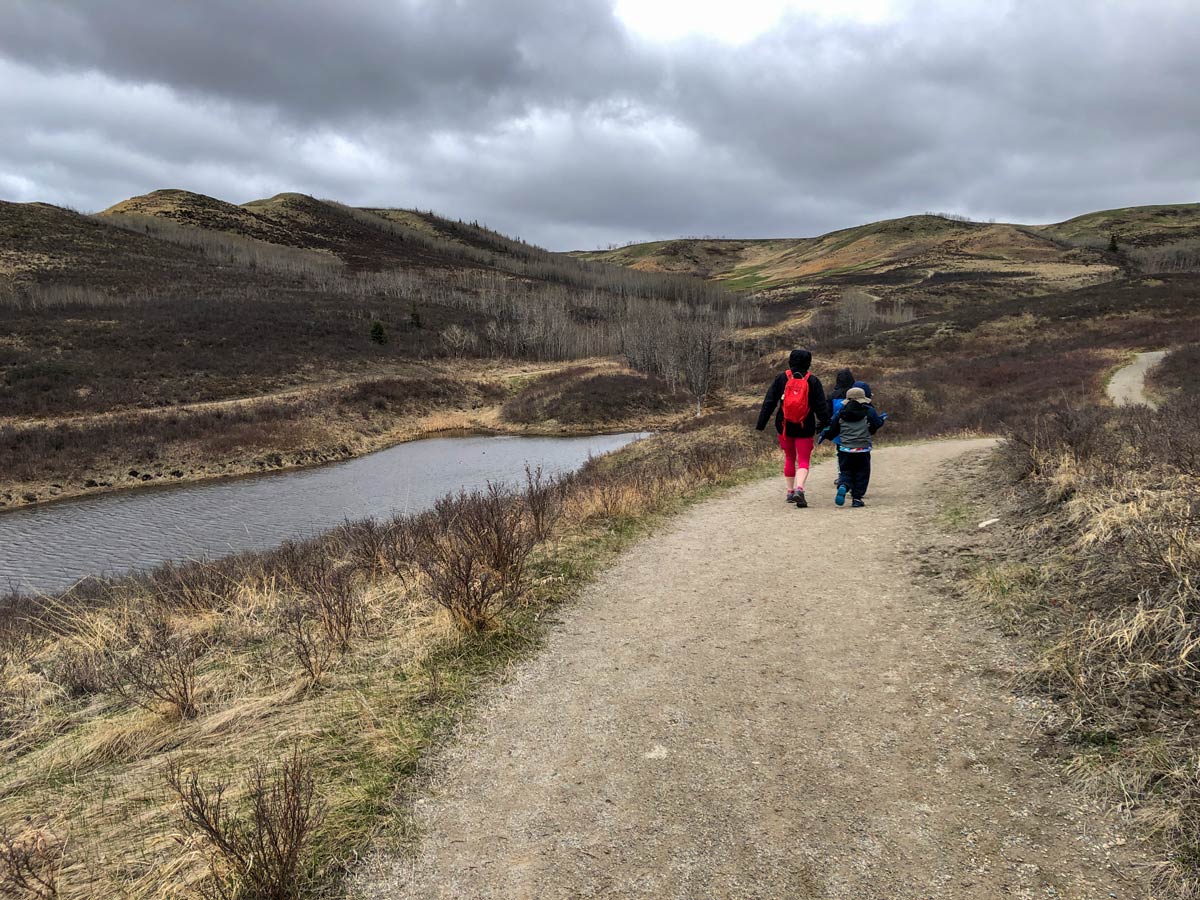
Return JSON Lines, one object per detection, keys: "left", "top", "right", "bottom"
{"left": 852, "top": 498, "right": 865, "bottom": 508}
{"left": 835, "top": 483, "right": 848, "bottom": 506}
{"left": 794, "top": 490, "right": 808, "bottom": 508}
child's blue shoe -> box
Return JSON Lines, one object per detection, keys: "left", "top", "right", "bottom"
{"left": 835, "top": 483, "right": 848, "bottom": 506}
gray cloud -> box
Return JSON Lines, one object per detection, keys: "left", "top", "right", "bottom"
{"left": 1, "top": 0, "right": 1197, "bottom": 249}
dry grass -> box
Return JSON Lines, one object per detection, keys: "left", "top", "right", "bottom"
{"left": 972, "top": 404, "right": 1200, "bottom": 896}
{"left": 0, "top": 420, "right": 769, "bottom": 898}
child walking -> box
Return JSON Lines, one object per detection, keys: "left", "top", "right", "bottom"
{"left": 755, "top": 348, "right": 829, "bottom": 508}
{"left": 823, "top": 386, "right": 885, "bottom": 508}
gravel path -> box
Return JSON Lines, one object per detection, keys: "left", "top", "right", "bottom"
{"left": 352, "top": 439, "right": 1148, "bottom": 899}
{"left": 1107, "top": 350, "right": 1167, "bottom": 409}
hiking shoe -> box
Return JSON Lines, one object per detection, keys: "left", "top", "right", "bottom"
{"left": 794, "top": 490, "right": 808, "bottom": 508}
{"left": 835, "top": 483, "right": 848, "bottom": 506}
{"left": 852, "top": 498, "right": 865, "bottom": 508}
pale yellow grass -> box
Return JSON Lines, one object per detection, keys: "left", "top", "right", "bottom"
{"left": 0, "top": 569, "right": 462, "bottom": 899}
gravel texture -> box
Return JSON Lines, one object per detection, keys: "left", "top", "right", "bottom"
{"left": 352, "top": 439, "right": 1149, "bottom": 899}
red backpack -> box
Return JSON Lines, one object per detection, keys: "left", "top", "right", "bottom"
{"left": 781, "top": 370, "right": 811, "bottom": 424}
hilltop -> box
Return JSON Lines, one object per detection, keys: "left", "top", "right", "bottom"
{"left": 1038, "top": 202, "right": 1200, "bottom": 247}
{"left": 573, "top": 204, "right": 1200, "bottom": 300}
{"left": 98, "top": 190, "right": 500, "bottom": 272}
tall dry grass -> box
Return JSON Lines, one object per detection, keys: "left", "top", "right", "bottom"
{"left": 983, "top": 404, "right": 1200, "bottom": 896}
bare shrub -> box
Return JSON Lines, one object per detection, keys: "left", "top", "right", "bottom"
{"left": 280, "top": 603, "right": 340, "bottom": 689}
{"left": 338, "top": 519, "right": 417, "bottom": 586}
{"left": 414, "top": 487, "right": 535, "bottom": 631}
{"left": 274, "top": 560, "right": 363, "bottom": 684}
{"left": 462, "top": 485, "right": 537, "bottom": 602}
{"left": 0, "top": 823, "right": 64, "bottom": 899}
{"left": 105, "top": 615, "right": 203, "bottom": 719}
{"left": 42, "top": 642, "right": 106, "bottom": 699}
{"left": 296, "top": 565, "right": 360, "bottom": 654}
{"left": 523, "top": 465, "right": 563, "bottom": 542}
{"left": 144, "top": 561, "right": 238, "bottom": 612}
{"left": 166, "top": 746, "right": 325, "bottom": 900}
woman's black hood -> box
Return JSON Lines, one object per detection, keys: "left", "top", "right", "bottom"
{"left": 834, "top": 369, "right": 855, "bottom": 392}
{"left": 788, "top": 348, "right": 812, "bottom": 373}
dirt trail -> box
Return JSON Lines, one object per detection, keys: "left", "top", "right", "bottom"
{"left": 1107, "top": 350, "right": 1166, "bottom": 409}
{"left": 353, "top": 440, "right": 1148, "bottom": 899}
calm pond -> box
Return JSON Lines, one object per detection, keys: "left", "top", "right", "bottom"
{"left": 0, "top": 432, "right": 645, "bottom": 596}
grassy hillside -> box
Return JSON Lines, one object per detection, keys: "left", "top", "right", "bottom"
{"left": 1038, "top": 202, "right": 1200, "bottom": 247}
{"left": 574, "top": 213, "right": 1120, "bottom": 298}
{"left": 0, "top": 191, "right": 744, "bottom": 506}
{"left": 573, "top": 205, "right": 1200, "bottom": 299}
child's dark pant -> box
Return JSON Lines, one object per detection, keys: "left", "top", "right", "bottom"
{"left": 838, "top": 451, "right": 871, "bottom": 499}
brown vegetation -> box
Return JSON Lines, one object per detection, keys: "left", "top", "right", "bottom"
{"left": 501, "top": 367, "right": 685, "bottom": 426}
{"left": 960, "top": 404, "right": 1200, "bottom": 896}
{"left": 1150, "top": 344, "right": 1200, "bottom": 398}
{"left": 166, "top": 745, "right": 325, "bottom": 900}
{"left": 573, "top": 211, "right": 1128, "bottom": 299}
{"left": 2, "top": 190, "right": 754, "bottom": 506}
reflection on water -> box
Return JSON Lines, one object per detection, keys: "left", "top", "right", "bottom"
{"left": 0, "top": 432, "right": 645, "bottom": 596}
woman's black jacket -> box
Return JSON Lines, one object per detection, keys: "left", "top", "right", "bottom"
{"left": 755, "top": 372, "right": 829, "bottom": 438}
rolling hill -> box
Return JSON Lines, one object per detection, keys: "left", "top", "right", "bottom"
{"left": 1038, "top": 202, "right": 1200, "bottom": 247}
{"left": 573, "top": 204, "right": 1200, "bottom": 299}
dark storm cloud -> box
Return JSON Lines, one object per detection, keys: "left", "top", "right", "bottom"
{"left": 0, "top": 0, "right": 640, "bottom": 127}
{"left": 1, "top": 0, "right": 1198, "bottom": 249}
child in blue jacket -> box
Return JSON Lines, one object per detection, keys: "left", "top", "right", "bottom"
{"left": 823, "top": 386, "right": 886, "bottom": 507}
{"left": 828, "top": 374, "right": 873, "bottom": 485}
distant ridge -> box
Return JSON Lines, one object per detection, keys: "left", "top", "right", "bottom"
{"left": 571, "top": 203, "right": 1200, "bottom": 293}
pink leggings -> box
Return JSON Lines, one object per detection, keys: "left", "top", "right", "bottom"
{"left": 778, "top": 434, "right": 814, "bottom": 478}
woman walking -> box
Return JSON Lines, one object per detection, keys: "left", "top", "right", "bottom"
{"left": 755, "top": 348, "right": 829, "bottom": 508}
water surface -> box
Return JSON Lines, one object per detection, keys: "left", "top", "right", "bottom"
{"left": 0, "top": 432, "right": 644, "bottom": 595}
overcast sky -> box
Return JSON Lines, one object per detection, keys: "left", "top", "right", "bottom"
{"left": 1, "top": 0, "right": 1197, "bottom": 250}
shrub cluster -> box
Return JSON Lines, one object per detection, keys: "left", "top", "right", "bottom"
{"left": 1151, "top": 344, "right": 1200, "bottom": 399}
{"left": 501, "top": 368, "right": 685, "bottom": 425}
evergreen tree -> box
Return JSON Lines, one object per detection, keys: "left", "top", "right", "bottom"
{"left": 370, "top": 320, "right": 387, "bottom": 345}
